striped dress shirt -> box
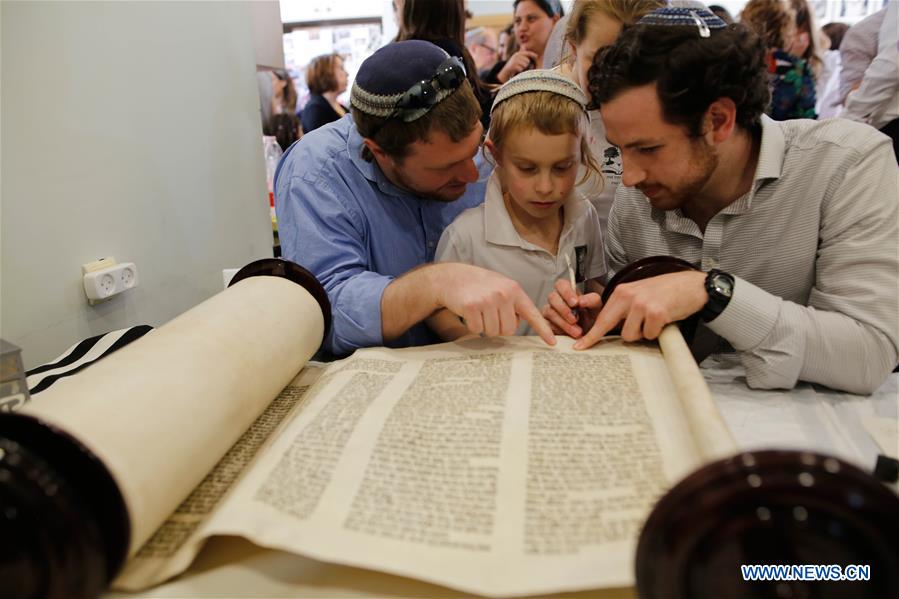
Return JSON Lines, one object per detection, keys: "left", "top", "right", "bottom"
{"left": 605, "top": 116, "right": 899, "bottom": 394}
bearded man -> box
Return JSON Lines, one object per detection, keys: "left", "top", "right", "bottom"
{"left": 543, "top": 7, "right": 898, "bottom": 394}
{"left": 277, "top": 40, "right": 554, "bottom": 357}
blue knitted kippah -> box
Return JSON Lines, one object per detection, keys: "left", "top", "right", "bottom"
{"left": 351, "top": 40, "right": 454, "bottom": 121}
{"left": 637, "top": 6, "right": 727, "bottom": 34}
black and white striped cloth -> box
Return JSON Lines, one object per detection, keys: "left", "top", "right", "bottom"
{"left": 26, "top": 326, "right": 153, "bottom": 395}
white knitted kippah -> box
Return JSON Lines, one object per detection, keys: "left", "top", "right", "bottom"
{"left": 490, "top": 69, "right": 588, "bottom": 115}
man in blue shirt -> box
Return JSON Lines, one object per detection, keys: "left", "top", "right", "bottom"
{"left": 276, "top": 40, "right": 554, "bottom": 356}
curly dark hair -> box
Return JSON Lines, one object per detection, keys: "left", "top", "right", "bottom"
{"left": 588, "top": 23, "right": 769, "bottom": 137}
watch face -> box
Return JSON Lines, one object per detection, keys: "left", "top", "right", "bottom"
{"left": 712, "top": 273, "right": 734, "bottom": 298}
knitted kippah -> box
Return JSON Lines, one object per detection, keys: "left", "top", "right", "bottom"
{"left": 637, "top": 6, "right": 727, "bottom": 35}
{"left": 491, "top": 69, "right": 588, "bottom": 115}
{"left": 350, "top": 40, "right": 454, "bottom": 122}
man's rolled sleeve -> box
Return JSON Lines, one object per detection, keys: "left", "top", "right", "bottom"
{"left": 325, "top": 271, "right": 392, "bottom": 356}
{"left": 277, "top": 167, "right": 387, "bottom": 356}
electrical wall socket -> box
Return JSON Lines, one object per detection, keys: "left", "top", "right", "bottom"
{"left": 82, "top": 258, "right": 139, "bottom": 304}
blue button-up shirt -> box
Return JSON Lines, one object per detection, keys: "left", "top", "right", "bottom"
{"left": 275, "top": 115, "right": 489, "bottom": 356}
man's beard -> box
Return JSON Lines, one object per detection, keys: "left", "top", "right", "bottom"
{"left": 639, "top": 138, "right": 718, "bottom": 210}
{"left": 391, "top": 167, "right": 468, "bottom": 203}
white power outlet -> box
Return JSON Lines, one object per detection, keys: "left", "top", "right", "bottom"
{"left": 82, "top": 258, "right": 139, "bottom": 304}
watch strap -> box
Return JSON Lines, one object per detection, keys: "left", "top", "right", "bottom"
{"left": 701, "top": 269, "right": 734, "bottom": 322}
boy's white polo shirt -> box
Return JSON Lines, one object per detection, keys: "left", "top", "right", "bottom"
{"left": 436, "top": 172, "right": 606, "bottom": 336}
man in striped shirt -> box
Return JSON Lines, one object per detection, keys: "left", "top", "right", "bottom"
{"left": 544, "top": 7, "right": 898, "bottom": 394}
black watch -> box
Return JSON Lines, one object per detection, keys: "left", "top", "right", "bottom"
{"left": 700, "top": 269, "right": 734, "bottom": 322}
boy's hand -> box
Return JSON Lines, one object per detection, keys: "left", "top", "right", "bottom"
{"left": 542, "top": 279, "right": 602, "bottom": 339}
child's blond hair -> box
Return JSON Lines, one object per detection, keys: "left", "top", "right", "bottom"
{"left": 488, "top": 82, "right": 601, "bottom": 188}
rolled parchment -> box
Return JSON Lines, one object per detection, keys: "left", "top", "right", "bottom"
{"left": 658, "top": 324, "right": 736, "bottom": 461}
{"left": 0, "top": 259, "right": 328, "bottom": 598}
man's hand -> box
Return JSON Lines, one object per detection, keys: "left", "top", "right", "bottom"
{"left": 497, "top": 49, "right": 538, "bottom": 83}
{"left": 435, "top": 263, "right": 556, "bottom": 346}
{"left": 572, "top": 270, "right": 708, "bottom": 349}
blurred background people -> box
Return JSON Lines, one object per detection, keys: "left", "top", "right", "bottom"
{"left": 816, "top": 22, "right": 849, "bottom": 118}
{"left": 483, "top": 0, "right": 563, "bottom": 84}
{"left": 786, "top": 0, "right": 826, "bottom": 83}
{"left": 498, "top": 23, "right": 517, "bottom": 62}
{"left": 842, "top": 1, "right": 898, "bottom": 160}
{"left": 397, "top": 0, "right": 493, "bottom": 128}
{"left": 300, "top": 53, "right": 349, "bottom": 134}
{"left": 465, "top": 26, "right": 500, "bottom": 76}
{"left": 270, "top": 113, "right": 302, "bottom": 152}
{"left": 838, "top": 7, "right": 886, "bottom": 107}
{"left": 258, "top": 68, "right": 298, "bottom": 135}
{"left": 740, "top": 0, "right": 817, "bottom": 120}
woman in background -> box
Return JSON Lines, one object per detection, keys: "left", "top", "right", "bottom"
{"left": 741, "top": 0, "right": 817, "bottom": 120}
{"left": 259, "top": 68, "right": 297, "bottom": 135}
{"left": 300, "top": 53, "right": 349, "bottom": 134}
{"left": 498, "top": 23, "right": 516, "bottom": 62}
{"left": 270, "top": 113, "right": 302, "bottom": 152}
{"left": 397, "top": 0, "right": 493, "bottom": 128}
{"left": 787, "top": 0, "right": 826, "bottom": 82}
{"left": 816, "top": 22, "right": 849, "bottom": 118}
{"left": 483, "top": 0, "right": 563, "bottom": 84}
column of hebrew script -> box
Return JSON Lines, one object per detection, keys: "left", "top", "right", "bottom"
{"left": 343, "top": 353, "right": 512, "bottom": 551}
{"left": 254, "top": 359, "right": 403, "bottom": 520}
{"left": 525, "top": 352, "right": 668, "bottom": 555}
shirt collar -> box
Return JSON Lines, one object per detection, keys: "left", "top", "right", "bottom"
{"left": 720, "top": 115, "right": 784, "bottom": 215}
{"left": 754, "top": 114, "right": 786, "bottom": 182}
{"left": 658, "top": 116, "right": 786, "bottom": 224}
{"left": 484, "top": 171, "right": 588, "bottom": 249}
{"left": 484, "top": 172, "right": 525, "bottom": 246}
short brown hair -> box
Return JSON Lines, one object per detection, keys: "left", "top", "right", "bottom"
{"left": 306, "top": 54, "right": 342, "bottom": 95}
{"left": 353, "top": 81, "right": 481, "bottom": 162}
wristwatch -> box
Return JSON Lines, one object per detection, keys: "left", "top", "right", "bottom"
{"left": 701, "top": 269, "right": 734, "bottom": 322}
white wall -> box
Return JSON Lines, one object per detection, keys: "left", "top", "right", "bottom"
{"left": 251, "top": 0, "right": 286, "bottom": 69}
{"left": 1, "top": 1, "right": 274, "bottom": 368}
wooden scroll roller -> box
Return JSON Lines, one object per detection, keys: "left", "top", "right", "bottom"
{"left": 636, "top": 450, "right": 899, "bottom": 598}
{"left": 608, "top": 258, "right": 899, "bottom": 597}
{"left": 605, "top": 258, "right": 899, "bottom": 597}
{"left": 0, "top": 259, "right": 330, "bottom": 599}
